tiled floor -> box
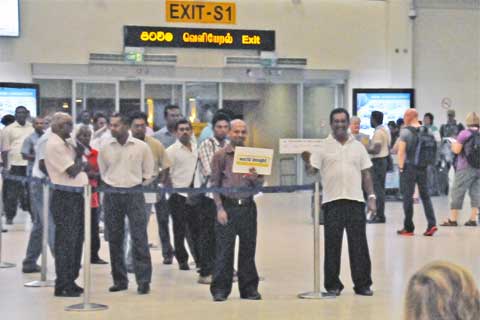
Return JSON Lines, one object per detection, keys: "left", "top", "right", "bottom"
{"left": 1, "top": 192, "right": 479, "bottom": 320}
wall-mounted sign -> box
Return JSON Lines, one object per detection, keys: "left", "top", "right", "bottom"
{"left": 124, "top": 26, "right": 275, "bottom": 51}
{"left": 166, "top": 1, "right": 236, "bottom": 24}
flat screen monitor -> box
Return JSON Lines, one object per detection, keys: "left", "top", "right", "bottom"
{"left": 352, "top": 88, "right": 415, "bottom": 137}
{"left": 0, "top": 83, "right": 39, "bottom": 127}
{"left": 0, "top": 0, "right": 20, "bottom": 37}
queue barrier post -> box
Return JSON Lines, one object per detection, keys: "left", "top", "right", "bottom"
{"left": 66, "top": 184, "right": 108, "bottom": 312}
{"left": 298, "top": 181, "right": 335, "bottom": 299}
{"left": 0, "top": 174, "right": 16, "bottom": 269}
{"left": 25, "top": 183, "right": 55, "bottom": 287}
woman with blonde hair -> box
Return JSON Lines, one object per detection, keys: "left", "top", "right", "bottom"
{"left": 405, "top": 261, "right": 480, "bottom": 320}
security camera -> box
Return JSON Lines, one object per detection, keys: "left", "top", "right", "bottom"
{"left": 408, "top": 9, "right": 417, "bottom": 19}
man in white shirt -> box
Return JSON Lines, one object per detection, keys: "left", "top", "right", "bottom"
{"left": 166, "top": 119, "right": 200, "bottom": 271}
{"left": 367, "top": 111, "right": 391, "bottom": 224}
{"left": 1, "top": 106, "right": 34, "bottom": 224}
{"left": 98, "top": 113, "right": 154, "bottom": 295}
{"left": 302, "top": 108, "right": 376, "bottom": 297}
{"left": 45, "top": 112, "right": 89, "bottom": 298}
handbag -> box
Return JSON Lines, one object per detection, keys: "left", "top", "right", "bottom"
{"left": 186, "top": 138, "right": 216, "bottom": 206}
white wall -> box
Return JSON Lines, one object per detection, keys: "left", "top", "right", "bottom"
{"left": 0, "top": 63, "right": 32, "bottom": 82}
{"left": 0, "top": 0, "right": 415, "bottom": 102}
{"left": 413, "top": 2, "right": 480, "bottom": 126}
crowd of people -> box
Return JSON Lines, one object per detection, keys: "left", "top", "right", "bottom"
{"left": 0, "top": 104, "right": 479, "bottom": 309}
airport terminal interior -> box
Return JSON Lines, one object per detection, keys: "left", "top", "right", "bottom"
{"left": 1, "top": 0, "right": 480, "bottom": 319}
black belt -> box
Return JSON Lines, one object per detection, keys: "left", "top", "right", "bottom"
{"left": 221, "top": 196, "right": 254, "bottom": 207}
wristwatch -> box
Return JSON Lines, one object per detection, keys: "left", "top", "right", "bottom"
{"left": 368, "top": 194, "right": 376, "bottom": 200}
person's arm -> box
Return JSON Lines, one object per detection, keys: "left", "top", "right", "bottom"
{"left": 21, "top": 137, "right": 35, "bottom": 161}
{"left": 1, "top": 128, "right": 10, "bottom": 169}
{"left": 39, "top": 159, "right": 48, "bottom": 176}
{"left": 211, "top": 152, "right": 228, "bottom": 225}
{"left": 65, "top": 152, "right": 85, "bottom": 178}
{"left": 367, "top": 131, "right": 382, "bottom": 155}
{"left": 159, "top": 167, "right": 170, "bottom": 185}
{"left": 397, "top": 141, "right": 407, "bottom": 172}
{"left": 1, "top": 152, "right": 8, "bottom": 170}
{"left": 301, "top": 151, "right": 319, "bottom": 176}
{"left": 361, "top": 168, "right": 377, "bottom": 213}
{"left": 451, "top": 141, "right": 463, "bottom": 155}
{"left": 198, "top": 139, "right": 214, "bottom": 178}
{"left": 142, "top": 144, "right": 155, "bottom": 185}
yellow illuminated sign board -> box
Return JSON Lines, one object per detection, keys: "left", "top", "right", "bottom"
{"left": 166, "top": 1, "right": 236, "bottom": 24}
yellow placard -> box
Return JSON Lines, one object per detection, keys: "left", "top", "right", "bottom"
{"left": 166, "top": 1, "right": 236, "bottom": 24}
{"left": 233, "top": 147, "right": 274, "bottom": 176}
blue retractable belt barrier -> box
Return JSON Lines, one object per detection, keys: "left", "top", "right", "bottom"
{"left": 2, "top": 173, "right": 314, "bottom": 194}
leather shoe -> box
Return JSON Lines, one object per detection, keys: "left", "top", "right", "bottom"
{"left": 54, "top": 288, "right": 80, "bottom": 298}
{"left": 163, "top": 257, "right": 173, "bottom": 265}
{"left": 71, "top": 283, "right": 84, "bottom": 294}
{"left": 240, "top": 291, "right": 262, "bottom": 300}
{"left": 109, "top": 283, "right": 128, "bottom": 292}
{"left": 212, "top": 293, "right": 227, "bottom": 302}
{"left": 326, "top": 288, "right": 342, "bottom": 296}
{"left": 368, "top": 216, "right": 386, "bottom": 224}
{"left": 22, "top": 264, "right": 41, "bottom": 273}
{"left": 354, "top": 288, "right": 374, "bottom": 296}
{"left": 91, "top": 258, "right": 108, "bottom": 265}
{"left": 137, "top": 283, "right": 150, "bottom": 295}
{"left": 179, "top": 262, "right": 190, "bottom": 271}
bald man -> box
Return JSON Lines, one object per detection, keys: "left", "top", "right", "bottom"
{"left": 45, "top": 113, "right": 89, "bottom": 297}
{"left": 209, "top": 119, "right": 264, "bottom": 302}
{"left": 397, "top": 109, "right": 437, "bottom": 237}
{"left": 350, "top": 116, "right": 370, "bottom": 147}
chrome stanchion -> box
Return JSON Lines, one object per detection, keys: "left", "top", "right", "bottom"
{"left": 298, "top": 182, "right": 335, "bottom": 299}
{"left": 66, "top": 185, "right": 108, "bottom": 312}
{"left": 0, "top": 175, "right": 15, "bottom": 269}
{"left": 25, "top": 183, "right": 54, "bottom": 287}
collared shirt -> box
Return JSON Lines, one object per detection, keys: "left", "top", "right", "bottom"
{"left": 196, "top": 137, "right": 228, "bottom": 199}
{"left": 21, "top": 131, "right": 42, "bottom": 175}
{"left": 311, "top": 134, "right": 372, "bottom": 204}
{"left": 45, "top": 133, "right": 88, "bottom": 187}
{"left": 1, "top": 121, "right": 34, "bottom": 167}
{"left": 371, "top": 125, "right": 391, "bottom": 158}
{"left": 32, "top": 129, "right": 51, "bottom": 179}
{"left": 153, "top": 127, "right": 177, "bottom": 149}
{"left": 144, "top": 135, "right": 171, "bottom": 176}
{"left": 166, "top": 140, "right": 198, "bottom": 197}
{"left": 32, "top": 128, "right": 52, "bottom": 178}
{"left": 98, "top": 135, "right": 154, "bottom": 188}
{"left": 211, "top": 144, "right": 265, "bottom": 210}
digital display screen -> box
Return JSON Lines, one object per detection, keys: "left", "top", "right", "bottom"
{"left": 0, "top": 83, "right": 39, "bottom": 127}
{"left": 353, "top": 89, "right": 415, "bottom": 137}
{"left": 0, "top": 0, "right": 20, "bottom": 37}
{"left": 124, "top": 26, "right": 275, "bottom": 51}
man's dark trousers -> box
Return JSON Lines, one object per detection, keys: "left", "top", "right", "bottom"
{"left": 51, "top": 190, "right": 84, "bottom": 291}
{"left": 154, "top": 195, "right": 174, "bottom": 260}
{"left": 372, "top": 157, "right": 388, "bottom": 220}
{"left": 104, "top": 192, "right": 152, "bottom": 286}
{"left": 4, "top": 165, "right": 29, "bottom": 221}
{"left": 168, "top": 193, "right": 201, "bottom": 265}
{"left": 210, "top": 198, "right": 259, "bottom": 298}
{"left": 400, "top": 164, "right": 436, "bottom": 232}
{"left": 323, "top": 199, "right": 372, "bottom": 292}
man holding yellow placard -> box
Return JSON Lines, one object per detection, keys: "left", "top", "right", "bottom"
{"left": 210, "top": 119, "right": 264, "bottom": 302}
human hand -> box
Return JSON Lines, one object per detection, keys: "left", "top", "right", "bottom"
{"left": 217, "top": 209, "right": 228, "bottom": 225}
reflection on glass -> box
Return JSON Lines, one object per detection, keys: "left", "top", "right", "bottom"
{"left": 144, "top": 84, "right": 181, "bottom": 131}
{"left": 120, "top": 80, "right": 141, "bottom": 115}
{"left": 33, "top": 79, "right": 72, "bottom": 116}
{"left": 75, "top": 83, "right": 116, "bottom": 120}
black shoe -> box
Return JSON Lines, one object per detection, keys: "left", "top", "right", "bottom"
{"left": 326, "top": 288, "right": 342, "bottom": 296}
{"left": 179, "top": 262, "right": 190, "bottom": 271}
{"left": 54, "top": 288, "right": 81, "bottom": 298}
{"left": 354, "top": 288, "right": 374, "bottom": 296}
{"left": 212, "top": 293, "right": 227, "bottom": 302}
{"left": 137, "top": 283, "right": 150, "bottom": 295}
{"left": 22, "top": 264, "right": 41, "bottom": 273}
{"left": 109, "top": 283, "right": 128, "bottom": 292}
{"left": 127, "top": 266, "right": 134, "bottom": 274}
{"left": 163, "top": 257, "right": 173, "bottom": 265}
{"left": 368, "top": 216, "right": 386, "bottom": 224}
{"left": 71, "top": 283, "right": 84, "bottom": 294}
{"left": 240, "top": 291, "right": 262, "bottom": 300}
{"left": 1, "top": 229, "right": 7, "bottom": 233}
{"left": 91, "top": 258, "right": 108, "bottom": 265}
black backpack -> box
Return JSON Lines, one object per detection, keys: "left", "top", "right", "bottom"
{"left": 408, "top": 126, "right": 437, "bottom": 168}
{"left": 463, "top": 131, "right": 480, "bottom": 169}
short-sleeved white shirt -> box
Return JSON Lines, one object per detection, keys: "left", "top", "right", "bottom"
{"left": 166, "top": 140, "right": 198, "bottom": 197}
{"left": 98, "top": 135, "right": 154, "bottom": 188}
{"left": 2, "top": 121, "right": 34, "bottom": 167}
{"left": 371, "top": 126, "right": 391, "bottom": 158}
{"left": 311, "top": 134, "right": 372, "bottom": 204}
{"left": 44, "top": 133, "right": 88, "bottom": 187}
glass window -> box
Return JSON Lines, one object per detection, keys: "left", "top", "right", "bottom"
{"left": 75, "top": 82, "right": 116, "bottom": 121}
{"left": 33, "top": 79, "right": 72, "bottom": 116}
{"left": 120, "top": 80, "right": 141, "bottom": 115}
{"left": 144, "top": 84, "right": 182, "bottom": 131}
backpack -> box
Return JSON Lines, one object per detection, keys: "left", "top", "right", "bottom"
{"left": 407, "top": 126, "right": 437, "bottom": 168}
{"left": 463, "top": 131, "right": 480, "bottom": 169}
